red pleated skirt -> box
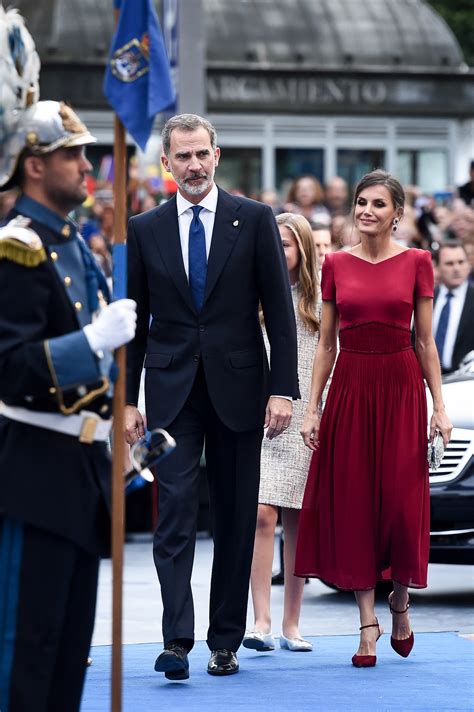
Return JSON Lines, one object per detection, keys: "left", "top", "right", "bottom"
{"left": 295, "top": 322, "right": 430, "bottom": 590}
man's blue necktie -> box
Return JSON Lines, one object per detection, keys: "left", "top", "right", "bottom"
{"left": 188, "top": 205, "right": 207, "bottom": 311}
{"left": 435, "top": 291, "right": 453, "bottom": 363}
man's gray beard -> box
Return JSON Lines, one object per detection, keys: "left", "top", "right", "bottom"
{"left": 176, "top": 172, "right": 214, "bottom": 196}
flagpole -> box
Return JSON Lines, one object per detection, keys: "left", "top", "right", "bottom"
{"left": 110, "top": 5, "right": 127, "bottom": 709}
{"left": 105, "top": 1, "right": 177, "bottom": 706}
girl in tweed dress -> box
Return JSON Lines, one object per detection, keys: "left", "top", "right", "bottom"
{"left": 244, "top": 213, "right": 322, "bottom": 653}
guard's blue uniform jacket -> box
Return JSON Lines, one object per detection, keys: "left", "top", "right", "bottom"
{"left": 0, "top": 194, "right": 118, "bottom": 711}
{"left": 0, "top": 195, "right": 114, "bottom": 555}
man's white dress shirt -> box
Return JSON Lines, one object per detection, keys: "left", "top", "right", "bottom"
{"left": 176, "top": 184, "right": 217, "bottom": 277}
{"left": 175, "top": 185, "right": 291, "bottom": 403}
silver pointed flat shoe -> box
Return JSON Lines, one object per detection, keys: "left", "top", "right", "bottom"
{"left": 279, "top": 634, "right": 313, "bottom": 652}
{"left": 242, "top": 629, "right": 276, "bottom": 651}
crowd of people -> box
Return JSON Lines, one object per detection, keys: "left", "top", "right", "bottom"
{"left": 2, "top": 160, "right": 473, "bottom": 292}
{"left": 1, "top": 157, "right": 473, "bottom": 293}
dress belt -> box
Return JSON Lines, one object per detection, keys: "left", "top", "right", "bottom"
{"left": 0, "top": 404, "right": 112, "bottom": 444}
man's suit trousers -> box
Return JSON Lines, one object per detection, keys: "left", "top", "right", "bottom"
{"left": 152, "top": 364, "right": 263, "bottom": 652}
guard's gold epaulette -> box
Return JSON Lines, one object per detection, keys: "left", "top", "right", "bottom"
{"left": 0, "top": 215, "right": 47, "bottom": 268}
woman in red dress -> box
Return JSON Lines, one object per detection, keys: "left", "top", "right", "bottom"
{"left": 295, "top": 170, "right": 452, "bottom": 667}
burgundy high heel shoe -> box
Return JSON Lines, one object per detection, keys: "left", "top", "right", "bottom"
{"left": 351, "top": 619, "right": 382, "bottom": 668}
{"left": 388, "top": 591, "right": 414, "bottom": 658}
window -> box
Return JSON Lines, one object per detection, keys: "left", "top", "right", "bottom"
{"left": 337, "top": 149, "right": 385, "bottom": 188}
{"left": 217, "top": 148, "right": 262, "bottom": 197}
{"left": 276, "top": 148, "right": 324, "bottom": 194}
{"left": 397, "top": 150, "right": 448, "bottom": 193}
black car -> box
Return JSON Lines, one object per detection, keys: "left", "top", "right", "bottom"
{"left": 428, "top": 365, "right": 474, "bottom": 565}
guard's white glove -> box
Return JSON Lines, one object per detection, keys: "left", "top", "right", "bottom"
{"left": 83, "top": 299, "right": 137, "bottom": 353}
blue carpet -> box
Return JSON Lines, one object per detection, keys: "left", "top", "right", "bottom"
{"left": 82, "top": 632, "right": 473, "bottom": 711}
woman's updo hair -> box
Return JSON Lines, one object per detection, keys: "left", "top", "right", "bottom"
{"left": 353, "top": 169, "right": 405, "bottom": 212}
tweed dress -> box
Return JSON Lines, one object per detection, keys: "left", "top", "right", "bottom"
{"left": 259, "top": 284, "right": 322, "bottom": 509}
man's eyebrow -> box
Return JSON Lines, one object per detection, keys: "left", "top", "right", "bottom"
{"left": 175, "top": 148, "right": 210, "bottom": 157}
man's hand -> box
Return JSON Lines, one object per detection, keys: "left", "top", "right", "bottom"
{"left": 264, "top": 396, "right": 292, "bottom": 440}
{"left": 124, "top": 405, "right": 146, "bottom": 445}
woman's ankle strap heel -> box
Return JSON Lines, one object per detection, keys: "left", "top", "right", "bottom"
{"left": 352, "top": 618, "right": 382, "bottom": 668}
{"left": 388, "top": 592, "right": 414, "bottom": 658}
{"left": 388, "top": 591, "right": 410, "bottom": 615}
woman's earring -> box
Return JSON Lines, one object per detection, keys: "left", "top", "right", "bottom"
{"left": 392, "top": 217, "right": 400, "bottom": 232}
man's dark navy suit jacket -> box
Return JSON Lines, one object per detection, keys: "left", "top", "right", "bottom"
{"left": 126, "top": 187, "right": 300, "bottom": 432}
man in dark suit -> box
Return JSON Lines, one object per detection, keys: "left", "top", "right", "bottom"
{"left": 433, "top": 242, "right": 474, "bottom": 374}
{"left": 0, "top": 100, "right": 136, "bottom": 711}
{"left": 457, "top": 160, "right": 474, "bottom": 207}
{"left": 125, "top": 114, "right": 299, "bottom": 679}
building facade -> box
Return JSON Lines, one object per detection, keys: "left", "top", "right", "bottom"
{"left": 14, "top": 0, "right": 474, "bottom": 195}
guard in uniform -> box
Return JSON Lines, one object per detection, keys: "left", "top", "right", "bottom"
{"left": 0, "top": 92, "right": 137, "bottom": 712}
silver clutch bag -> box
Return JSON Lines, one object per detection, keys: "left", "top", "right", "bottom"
{"left": 427, "top": 431, "right": 445, "bottom": 471}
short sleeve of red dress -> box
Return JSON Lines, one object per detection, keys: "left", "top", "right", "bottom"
{"left": 415, "top": 249, "right": 435, "bottom": 299}
{"left": 321, "top": 253, "right": 335, "bottom": 301}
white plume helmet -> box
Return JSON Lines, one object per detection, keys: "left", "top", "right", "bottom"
{"left": 0, "top": 5, "right": 95, "bottom": 191}
{"left": 0, "top": 5, "right": 40, "bottom": 142}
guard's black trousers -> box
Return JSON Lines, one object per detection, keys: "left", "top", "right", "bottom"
{"left": 0, "top": 517, "right": 99, "bottom": 712}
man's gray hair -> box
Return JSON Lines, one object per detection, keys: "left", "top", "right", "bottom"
{"left": 161, "top": 114, "right": 217, "bottom": 156}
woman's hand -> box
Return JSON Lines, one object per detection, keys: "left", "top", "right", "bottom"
{"left": 300, "top": 410, "right": 321, "bottom": 451}
{"left": 430, "top": 407, "right": 453, "bottom": 447}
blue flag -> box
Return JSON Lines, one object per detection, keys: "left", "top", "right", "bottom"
{"left": 104, "top": 0, "right": 175, "bottom": 150}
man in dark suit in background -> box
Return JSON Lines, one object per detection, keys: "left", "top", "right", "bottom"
{"left": 433, "top": 242, "right": 474, "bottom": 374}
{"left": 457, "top": 160, "right": 474, "bottom": 207}
{"left": 124, "top": 114, "right": 299, "bottom": 679}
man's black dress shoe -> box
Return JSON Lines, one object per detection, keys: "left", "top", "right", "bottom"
{"left": 207, "top": 649, "right": 239, "bottom": 676}
{"left": 154, "top": 642, "right": 189, "bottom": 680}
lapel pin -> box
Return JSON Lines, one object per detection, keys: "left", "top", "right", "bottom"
{"left": 233, "top": 220, "right": 239, "bottom": 227}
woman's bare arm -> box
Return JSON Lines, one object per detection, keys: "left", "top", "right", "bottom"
{"left": 301, "top": 300, "right": 338, "bottom": 449}
{"left": 414, "top": 296, "right": 453, "bottom": 445}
